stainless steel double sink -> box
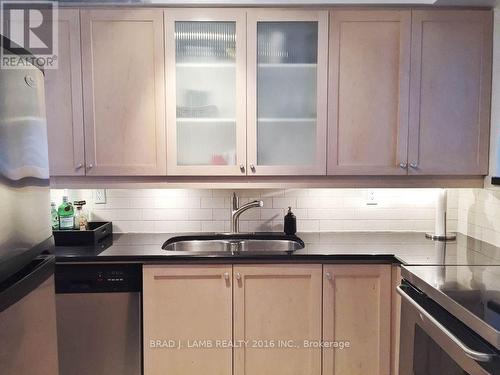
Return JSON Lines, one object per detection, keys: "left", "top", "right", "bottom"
{"left": 162, "top": 233, "right": 304, "bottom": 255}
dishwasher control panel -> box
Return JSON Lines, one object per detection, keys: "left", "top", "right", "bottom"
{"left": 55, "top": 264, "right": 142, "bottom": 293}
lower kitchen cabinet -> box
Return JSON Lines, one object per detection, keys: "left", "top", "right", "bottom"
{"left": 323, "top": 264, "right": 392, "bottom": 375}
{"left": 142, "top": 265, "right": 233, "bottom": 375}
{"left": 233, "top": 264, "right": 323, "bottom": 375}
{"left": 143, "top": 264, "right": 393, "bottom": 375}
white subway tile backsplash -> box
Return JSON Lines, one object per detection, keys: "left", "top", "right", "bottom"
{"left": 188, "top": 209, "right": 213, "bottom": 221}
{"left": 319, "top": 220, "right": 344, "bottom": 231}
{"left": 213, "top": 208, "right": 230, "bottom": 221}
{"left": 260, "top": 208, "right": 284, "bottom": 221}
{"left": 201, "top": 221, "right": 227, "bottom": 232}
{"left": 454, "top": 188, "right": 500, "bottom": 248}
{"left": 142, "top": 209, "right": 188, "bottom": 221}
{"left": 272, "top": 197, "right": 297, "bottom": 209}
{"left": 201, "top": 197, "right": 226, "bottom": 209}
{"left": 297, "top": 219, "right": 320, "bottom": 232}
{"left": 51, "top": 188, "right": 446, "bottom": 234}
{"left": 92, "top": 209, "right": 143, "bottom": 221}
{"left": 156, "top": 197, "right": 200, "bottom": 209}
{"left": 154, "top": 220, "right": 201, "bottom": 233}
{"left": 112, "top": 220, "right": 152, "bottom": 233}
{"left": 101, "top": 197, "right": 132, "bottom": 209}
{"left": 129, "top": 198, "right": 155, "bottom": 208}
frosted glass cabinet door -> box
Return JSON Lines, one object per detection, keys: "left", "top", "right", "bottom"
{"left": 165, "top": 10, "right": 247, "bottom": 176}
{"left": 247, "top": 11, "right": 328, "bottom": 176}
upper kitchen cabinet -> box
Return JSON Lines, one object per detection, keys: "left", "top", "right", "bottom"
{"left": 165, "top": 10, "right": 247, "bottom": 176}
{"left": 80, "top": 9, "right": 166, "bottom": 176}
{"left": 45, "top": 9, "right": 85, "bottom": 176}
{"left": 408, "top": 10, "right": 492, "bottom": 175}
{"left": 246, "top": 10, "right": 329, "bottom": 175}
{"left": 327, "top": 10, "right": 411, "bottom": 175}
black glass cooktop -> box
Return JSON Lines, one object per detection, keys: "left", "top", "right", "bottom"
{"left": 403, "top": 265, "right": 500, "bottom": 349}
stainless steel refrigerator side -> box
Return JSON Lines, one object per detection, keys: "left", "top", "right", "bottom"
{"left": 0, "top": 38, "right": 59, "bottom": 375}
{"left": 0, "top": 51, "right": 53, "bottom": 283}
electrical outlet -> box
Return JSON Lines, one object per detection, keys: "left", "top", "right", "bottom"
{"left": 94, "top": 189, "right": 107, "bottom": 204}
{"left": 366, "top": 190, "right": 378, "bottom": 206}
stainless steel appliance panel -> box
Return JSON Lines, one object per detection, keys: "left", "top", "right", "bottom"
{"left": 56, "top": 292, "right": 142, "bottom": 375}
{"left": 55, "top": 263, "right": 142, "bottom": 375}
{"left": 0, "top": 38, "right": 52, "bottom": 283}
{"left": 398, "top": 281, "right": 500, "bottom": 375}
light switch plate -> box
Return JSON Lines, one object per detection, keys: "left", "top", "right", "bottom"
{"left": 366, "top": 190, "right": 378, "bottom": 206}
{"left": 94, "top": 189, "right": 107, "bottom": 204}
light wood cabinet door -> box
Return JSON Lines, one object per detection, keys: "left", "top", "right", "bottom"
{"left": 81, "top": 9, "right": 166, "bottom": 176}
{"left": 408, "top": 10, "right": 492, "bottom": 175}
{"left": 143, "top": 265, "right": 233, "bottom": 375}
{"left": 165, "top": 9, "right": 247, "bottom": 176}
{"left": 45, "top": 9, "right": 85, "bottom": 176}
{"left": 233, "top": 264, "right": 322, "bottom": 375}
{"left": 323, "top": 265, "right": 392, "bottom": 375}
{"left": 246, "top": 10, "right": 329, "bottom": 176}
{"left": 328, "top": 10, "right": 411, "bottom": 175}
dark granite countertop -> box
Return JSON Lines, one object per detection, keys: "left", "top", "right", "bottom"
{"left": 53, "top": 231, "right": 500, "bottom": 266}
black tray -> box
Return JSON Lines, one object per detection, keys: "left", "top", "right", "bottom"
{"left": 53, "top": 222, "right": 113, "bottom": 246}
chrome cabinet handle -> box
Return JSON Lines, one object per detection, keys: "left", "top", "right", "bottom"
{"left": 396, "top": 286, "right": 496, "bottom": 362}
{"left": 236, "top": 272, "right": 241, "bottom": 280}
{"left": 409, "top": 163, "right": 418, "bottom": 169}
{"left": 250, "top": 164, "right": 256, "bottom": 173}
{"left": 399, "top": 162, "right": 407, "bottom": 169}
{"left": 223, "top": 272, "right": 230, "bottom": 280}
{"left": 87, "top": 164, "right": 94, "bottom": 169}
{"left": 239, "top": 164, "right": 245, "bottom": 173}
{"left": 75, "top": 163, "right": 83, "bottom": 170}
{"left": 325, "top": 272, "right": 332, "bottom": 280}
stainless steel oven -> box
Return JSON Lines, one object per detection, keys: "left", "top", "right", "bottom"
{"left": 398, "top": 265, "right": 500, "bottom": 375}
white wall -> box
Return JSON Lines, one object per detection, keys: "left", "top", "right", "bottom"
{"left": 51, "top": 188, "right": 442, "bottom": 234}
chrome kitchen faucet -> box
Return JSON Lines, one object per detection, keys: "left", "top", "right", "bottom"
{"left": 230, "top": 192, "right": 263, "bottom": 233}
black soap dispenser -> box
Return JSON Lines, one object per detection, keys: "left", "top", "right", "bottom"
{"left": 284, "top": 207, "right": 297, "bottom": 235}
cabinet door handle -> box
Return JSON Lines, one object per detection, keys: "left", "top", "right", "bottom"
{"left": 239, "top": 164, "right": 245, "bottom": 173}
{"left": 223, "top": 272, "right": 230, "bottom": 280}
{"left": 409, "top": 163, "right": 418, "bottom": 169}
{"left": 399, "top": 162, "right": 407, "bottom": 169}
{"left": 250, "top": 164, "right": 256, "bottom": 173}
{"left": 87, "top": 163, "right": 94, "bottom": 170}
{"left": 75, "top": 163, "right": 84, "bottom": 170}
{"left": 325, "top": 272, "right": 332, "bottom": 280}
{"left": 236, "top": 272, "right": 241, "bottom": 280}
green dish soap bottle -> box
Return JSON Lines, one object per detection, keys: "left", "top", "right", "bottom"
{"left": 58, "top": 196, "right": 74, "bottom": 230}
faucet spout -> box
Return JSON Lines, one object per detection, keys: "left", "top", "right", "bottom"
{"left": 230, "top": 193, "right": 264, "bottom": 233}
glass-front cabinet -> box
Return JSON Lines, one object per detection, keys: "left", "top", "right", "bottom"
{"left": 165, "top": 9, "right": 328, "bottom": 176}
{"left": 165, "top": 10, "right": 247, "bottom": 175}
{"left": 247, "top": 10, "right": 329, "bottom": 175}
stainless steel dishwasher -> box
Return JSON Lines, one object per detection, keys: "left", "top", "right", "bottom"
{"left": 55, "top": 263, "right": 142, "bottom": 375}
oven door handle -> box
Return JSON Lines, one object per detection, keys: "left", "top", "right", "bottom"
{"left": 396, "top": 285, "right": 496, "bottom": 363}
